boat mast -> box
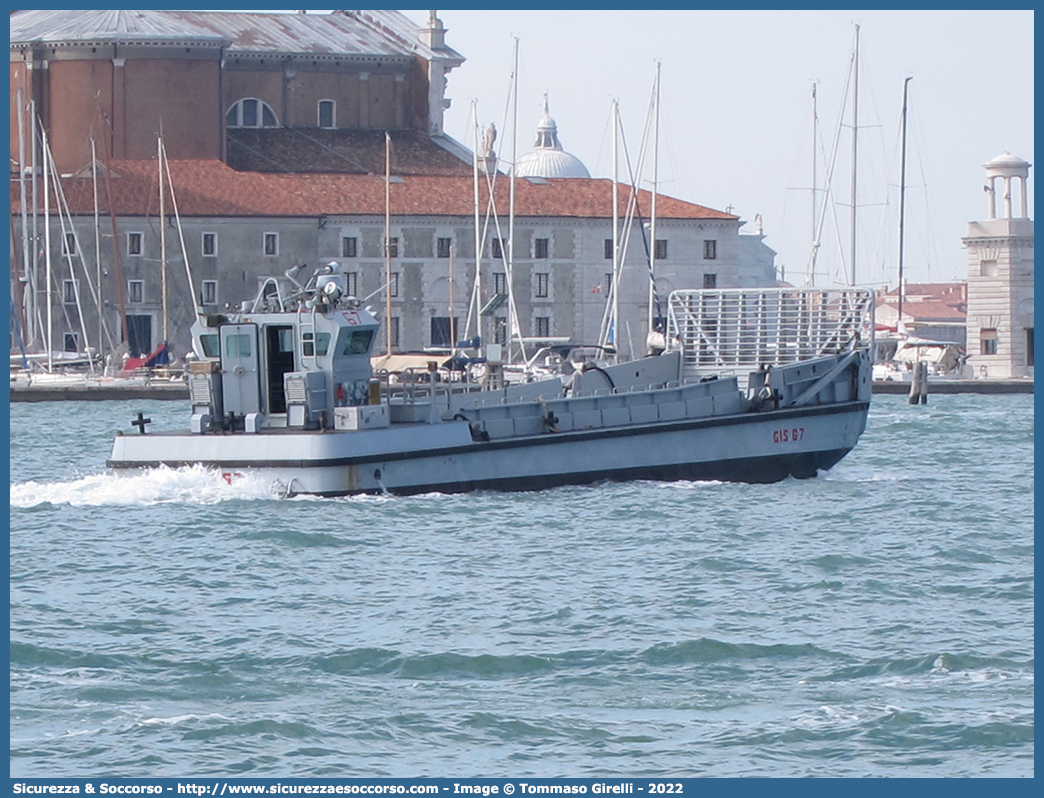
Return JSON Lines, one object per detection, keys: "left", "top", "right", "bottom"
{"left": 508, "top": 36, "right": 519, "bottom": 364}
{"left": 808, "top": 81, "right": 820, "bottom": 286}
{"left": 611, "top": 99, "right": 620, "bottom": 356}
{"left": 384, "top": 131, "right": 393, "bottom": 355}
{"left": 41, "top": 123, "right": 53, "bottom": 370}
{"left": 158, "top": 137, "right": 168, "bottom": 344}
{"left": 848, "top": 24, "right": 860, "bottom": 287}
{"left": 16, "top": 90, "right": 29, "bottom": 348}
{"left": 471, "top": 100, "right": 482, "bottom": 345}
{"left": 91, "top": 139, "right": 103, "bottom": 357}
{"left": 897, "top": 76, "right": 912, "bottom": 333}
{"left": 30, "top": 99, "right": 40, "bottom": 349}
{"left": 647, "top": 62, "right": 660, "bottom": 336}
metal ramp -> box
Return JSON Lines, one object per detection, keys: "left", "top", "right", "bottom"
{"left": 667, "top": 287, "right": 874, "bottom": 383}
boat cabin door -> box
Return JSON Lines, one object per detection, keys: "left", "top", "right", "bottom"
{"left": 219, "top": 323, "right": 261, "bottom": 417}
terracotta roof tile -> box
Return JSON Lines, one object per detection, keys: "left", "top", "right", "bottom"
{"left": 14, "top": 159, "right": 736, "bottom": 222}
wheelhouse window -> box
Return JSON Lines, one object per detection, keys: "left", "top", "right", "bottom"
{"left": 227, "top": 98, "right": 278, "bottom": 128}
{"left": 202, "top": 232, "right": 217, "bottom": 256}
{"left": 703, "top": 239, "right": 717, "bottom": 260}
{"left": 340, "top": 328, "right": 374, "bottom": 356}
{"left": 301, "top": 331, "right": 331, "bottom": 357}
{"left": 264, "top": 233, "right": 278, "bottom": 256}
{"left": 318, "top": 100, "right": 335, "bottom": 129}
{"left": 342, "top": 236, "right": 357, "bottom": 258}
{"left": 127, "top": 232, "right": 142, "bottom": 256}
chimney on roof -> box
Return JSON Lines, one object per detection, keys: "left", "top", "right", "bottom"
{"left": 419, "top": 10, "right": 447, "bottom": 50}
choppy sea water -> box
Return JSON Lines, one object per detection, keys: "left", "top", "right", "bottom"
{"left": 9, "top": 394, "right": 1034, "bottom": 778}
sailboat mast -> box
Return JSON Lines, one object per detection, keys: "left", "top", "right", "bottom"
{"left": 611, "top": 99, "right": 620, "bottom": 356}
{"left": 158, "top": 137, "right": 168, "bottom": 343}
{"left": 41, "top": 123, "right": 53, "bottom": 370}
{"left": 810, "top": 81, "right": 818, "bottom": 286}
{"left": 648, "top": 62, "right": 660, "bottom": 335}
{"left": 471, "top": 101, "right": 482, "bottom": 344}
{"left": 16, "top": 90, "right": 29, "bottom": 344}
{"left": 508, "top": 37, "right": 519, "bottom": 363}
{"left": 849, "top": 24, "right": 860, "bottom": 287}
{"left": 898, "top": 76, "right": 912, "bottom": 331}
{"left": 92, "top": 139, "right": 103, "bottom": 357}
{"left": 384, "top": 132, "right": 393, "bottom": 355}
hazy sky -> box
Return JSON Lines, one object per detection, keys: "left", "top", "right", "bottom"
{"left": 394, "top": 9, "right": 1033, "bottom": 289}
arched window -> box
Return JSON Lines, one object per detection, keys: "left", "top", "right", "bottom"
{"left": 226, "top": 98, "right": 279, "bottom": 128}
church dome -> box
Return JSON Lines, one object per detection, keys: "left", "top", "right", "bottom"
{"left": 514, "top": 94, "right": 590, "bottom": 179}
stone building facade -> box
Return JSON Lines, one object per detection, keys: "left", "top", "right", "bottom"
{"left": 963, "top": 153, "right": 1034, "bottom": 379}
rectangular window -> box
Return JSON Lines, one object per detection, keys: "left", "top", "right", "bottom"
{"left": 605, "top": 273, "right": 613, "bottom": 296}
{"left": 1027, "top": 328, "right": 1034, "bottom": 367}
{"left": 318, "top": 99, "right": 335, "bottom": 129}
{"left": 62, "top": 279, "right": 78, "bottom": 304}
{"left": 62, "top": 232, "right": 76, "bottom": 255}
{"left": 128, "top": 232, "right": 142, "bottom": 256}
{"left": 980, "top": 259, "right": 998, "bottom": 277}
{"left": 345, "top": 272, "right": 358, "bottom": 297}
{"left": 981, "top": 328, "right": 998, "bottom": 355}
{"left": 342, "top": 236, "right": 357, "bottom": 258}
{"left": 535, "top": 316, "right": 550, "bottom": 338}
{"left": 129, "top": 280, "right": 144, "bottom": 303}
{"left": 202, "top": 280, "right": 217, "bottom": 305}
{"left": 703, "top": 239, "right": 717, "bottom": 260}
{"left": 492, "top": 238, "right": 505, "bottom": 259}
{"left": 604, "top": 239, "right": 614, "bottom": 259}
{"left": 534, "top": 238, "right": 549, "bottom": 259}
{"left": 437, "top": 237, "right": 452, "bottom": 258}
{"left": 242, "top": 99, "right": 258, "bottom": 128}
{"left": 202, "top": 232, "right": 216, "bottom": 256}
{"left": 535, "top": 272, "right": 549, "bottom": 298}
{"left": 655, "top": 239, "right": 668, "bottom": 260}
{"left": 264, "top": 232, "right": 278, "bottom": 256}
{"left": 703, "top": 273, "right": 717, "bottom": 289}
{"left": 386, "top": 237, "right": 398, "bottom": 258}
{"left": 493, "top": 272, "right": 507, "bottom": 296}
{"left": 389, "top": 272, "right": 399, "bottom": 298}
{"left": 493, "top": 316, "right": 507, "bottom": 345}
{"left": 64, "top": 332, "right": 80, "bottom": 353}
{"left": 390, "top": 317, "right": 400, "bottom": 348}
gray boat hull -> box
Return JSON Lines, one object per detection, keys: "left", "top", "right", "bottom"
{"left": 110, "top": 400, "right": 868, "bottom": 496}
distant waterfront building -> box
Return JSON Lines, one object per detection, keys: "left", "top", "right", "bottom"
{"left": 9, "top": 10, "right": 779, "bottom": 361}
{"left": 963, "top": 153, "right": 1034, "bottom": 379}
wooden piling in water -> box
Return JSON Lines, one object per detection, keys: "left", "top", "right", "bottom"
{"left": 908, "top": 361, "right": 929, "bottom": 404}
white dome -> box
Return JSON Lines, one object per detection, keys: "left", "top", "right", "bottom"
{"left": 513, "top": 94, "right": 590, "bottom": 179}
